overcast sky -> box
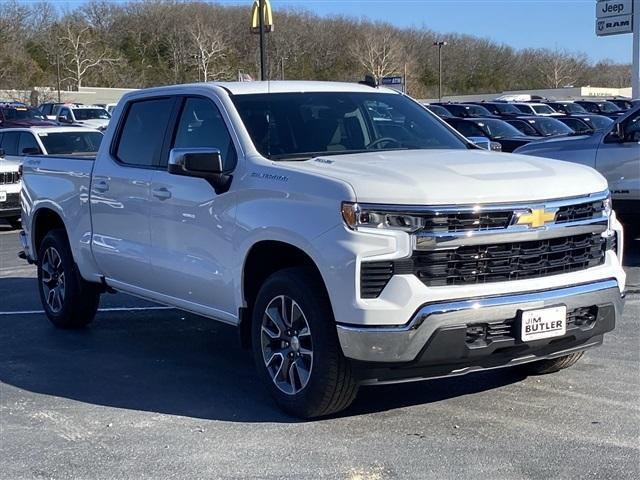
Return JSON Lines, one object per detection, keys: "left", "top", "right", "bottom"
{"left": 51, "top": 0, "right": 634, "bottom": 64}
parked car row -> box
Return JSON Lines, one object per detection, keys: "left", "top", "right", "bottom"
{"left": 423, "top": 96, "right": 638, "bottom": 229}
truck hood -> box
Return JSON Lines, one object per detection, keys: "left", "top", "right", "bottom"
{"left": 74, "top": 119, "right": 109, "bottom": 129}
{"left": 514, "top": 132, "right": 602, "bottom": 154}
{"left": 0, "top": 157, "right": 21, "bottom": 173}
{"left": 283, "top": 149, "right": 608, "bottom": 205}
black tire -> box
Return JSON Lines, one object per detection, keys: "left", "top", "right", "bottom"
{"left": 251, "top": 267, "right": 358, "bottom": 418}
{"left": 521, "top": 351, "right": 585, "bottom": 375}
{"left": 37, "top": 229, "right": 101, "bottom": 329}
{"left": 8, "top": 216, "right": 21, "bottom": 230}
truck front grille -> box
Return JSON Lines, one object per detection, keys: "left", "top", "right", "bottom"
{"left": 360, "top": 233, "right": 607, "bottom": 297}
{"left": 0, "top": 171, "right": 20, "bottom": 184}
{"left": 421, "top": 211, "right": 512, "bottom": 233}
{"left": 555, "top": 199, "right": 606, "bottom": 223}
{"left": 412, "top": 233, "right": 606, "bottom": 286}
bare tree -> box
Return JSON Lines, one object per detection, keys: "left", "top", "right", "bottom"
{"left": 537, "top": 48, "right": 588, "bottom": 88}
{"left": 188, "top": 19, "right": 229, "bottom": 82}
{"left": 58, "top": 19, "right": 119, "bottom": 89}
{"left": 350, "top": 27, "right": 403, "bottom": 83}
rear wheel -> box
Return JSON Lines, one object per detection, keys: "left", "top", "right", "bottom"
{"left": 37, "top": 229, "right": 101, "bottom": 329}
{"left": 251, "top": 267, "right": 358, "bottom": 418}
{"left": 521, "top": 351, "right": 584, "bottom": 375}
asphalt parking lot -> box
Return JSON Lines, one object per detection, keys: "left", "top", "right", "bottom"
{"left": 1, "top": 221, "right": 638, "bottom": 480}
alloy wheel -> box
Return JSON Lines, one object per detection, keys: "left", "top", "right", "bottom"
{"left": 260, "top": 295, "right": 314, "bottom": 395}
{"left": 41, "top": 247, "right": 65, "bottom": 314}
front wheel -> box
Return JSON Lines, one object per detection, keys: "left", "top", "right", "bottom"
{"left": 37, "top": 229, "right": 101, "bottom": 329}
{"left": 251, "top": 267, "right": 358, "bottom": 418}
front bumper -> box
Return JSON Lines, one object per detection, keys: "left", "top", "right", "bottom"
{"left": 337, "top": 279, "right": 623, "bottom": 366}
{"left": 0, "top": 192, "right": 21, "bottom": 218}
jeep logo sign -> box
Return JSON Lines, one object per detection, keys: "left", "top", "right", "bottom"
{"left": 596, "top": 0, "right": 632, "bottom": 19}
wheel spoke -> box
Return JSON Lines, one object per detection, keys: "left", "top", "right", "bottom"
{"left": 260, "top": 294, "right": 314, "bottom": 396}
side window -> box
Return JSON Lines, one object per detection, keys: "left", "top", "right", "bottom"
{"left": 59, "top": 107, "right": 70, "bottom": 118}
{"left": 171, "top": 97, "right": 237, "bottom": 170}
{"left": 116, "top": 97, "right": 174, "bottom": 167}
{"left": 455, "top": 121, "right": 483, "bottom": 137}
{"left": 1, "top": 132, "right": 19, "bottom": 156}
{"left": 18, "top": 133, "right": 41, "bottom": 155}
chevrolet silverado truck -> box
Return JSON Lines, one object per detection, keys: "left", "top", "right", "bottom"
{"left": 515, "top": 106, "right": 639, "bottom": 229}
{"left": 19, "top": 82, "right": 627, "bottom": 418}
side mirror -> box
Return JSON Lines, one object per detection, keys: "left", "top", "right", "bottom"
{"left": 21, "top": 147, "right": 41, "bottom": 156}
{"left": 58, "top": 115, "right": 70, "bottom": 123}
{"left": 168, "top": 147, "right": 231, "bottom": 193}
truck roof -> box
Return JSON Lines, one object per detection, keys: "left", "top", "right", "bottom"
{"left": 122, "top": 81, "right": 400, "bottom": 100}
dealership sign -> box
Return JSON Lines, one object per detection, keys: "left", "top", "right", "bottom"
{"left": 596, "top": 0, "right": 634, "bottom": 36}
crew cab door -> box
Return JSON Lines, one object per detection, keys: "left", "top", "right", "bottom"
{"left": 147, "top": 96, "right": 239, "bottom": 322}
{"left": 596, "top": 111, "right": 640, "bottom": 202}
{"left": 90, "top": 96, "right": 176, "bottom": 290}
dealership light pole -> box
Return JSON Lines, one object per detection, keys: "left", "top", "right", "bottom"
{"left": 433, "top": 41, "right": 448, "bottom": 101}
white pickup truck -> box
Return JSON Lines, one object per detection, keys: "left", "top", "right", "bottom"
{"left": 19, "top": 81, "right": 626, "bottom": 418}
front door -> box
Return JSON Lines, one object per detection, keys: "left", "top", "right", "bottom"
{"left": 148, "top": 96, "right": 239, "bottom": 322}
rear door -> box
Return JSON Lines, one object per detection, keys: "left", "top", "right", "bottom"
{"left": 147, "top": 95, "right": 239, "bottom": 321}
{"left": 91, "top": 96, "right": 176, "bottom": 290}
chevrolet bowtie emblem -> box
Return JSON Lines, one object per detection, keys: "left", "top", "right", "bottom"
{"left": 516, "top": 209, "right": 556, "bottom": 228}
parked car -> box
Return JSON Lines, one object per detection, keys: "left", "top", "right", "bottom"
{"left": 433, "top": 103, "right": 496, "bottom": 118}
{"left": 56, "top": 104, "right": 111, "bottom": 130}
{"left": 19, "top": 81, "right": 626, "bottom": 418}
{"left": 0, "top": 148, "right": 21, "bottom": 228}
{"left": 573, "top": 100, "right": 625, "bottom": 119}
{"left": 504, "top": 116, "right": 576, "bottom": 138}
{"left": 0, "top": 127, "right": 103, "bottom": 161}
{"left": 511, "top": 103, "right": 561, "bottom": 116}
{"left": 445, "top": 117, "right": 540, "bottom": 152}
{"left": 555, "top": 115, "right": 614, "bottom": 134}
{"left": 0, "top": 104, "right": 57, "bottom": 128}
{"left": 39, "top": 102, "right": 83, "bottom": 120}
{"left": 542, "top": 101, "right": 589, "bottom": 115}
{"left": 468, "top": 101, "right": 523, "bottom": 117}
{"left": 515, "top": 106, "right": 639, "bottom": 228}
{"left": 607, "top": 98, "right": 634, "bottom": 111}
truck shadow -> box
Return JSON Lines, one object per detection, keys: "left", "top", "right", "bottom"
{"left": 0, "top": 276, "right": 525, "bottom": 423}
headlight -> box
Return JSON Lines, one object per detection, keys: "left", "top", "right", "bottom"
{"left": 341, "top": 202, "right": 423, "bottom": 232}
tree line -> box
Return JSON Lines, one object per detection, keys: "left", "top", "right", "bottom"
{"left": 0, "top": 0, "right": 632, "bottom": 101}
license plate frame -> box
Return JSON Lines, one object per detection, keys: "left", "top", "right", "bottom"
{"left": 519, "top": 305, "right": 567, "bottom": 342}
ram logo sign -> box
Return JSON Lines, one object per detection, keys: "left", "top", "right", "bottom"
{"left": 595, "top": 14, "right": 633, "bottom": 36}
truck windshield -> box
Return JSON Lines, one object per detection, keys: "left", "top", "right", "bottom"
{"left": 472, "top": 119, "right": 523, "bottom": 139}
{"left": 72, "top": 108, "right": 110, "bottom": 120}
{"left": 560, "top": 103, "right": 588, "bottom": 114}
{"left": 231, "top": 92, "right": 468, "bottom": 160}
{"left": 38, "top": 131, "right": 103, "bottom": 155}
{"left": 527, "top": 118, "right": 574, "bottom": 136}
{"left": 4, "top": 107, "right": 45, "bottom": 120}
{"left": 598, "top": 102, "right": 621, "bottom": 113}
{"left": 588, "top": 115, "right": 613, "bottom": 129}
